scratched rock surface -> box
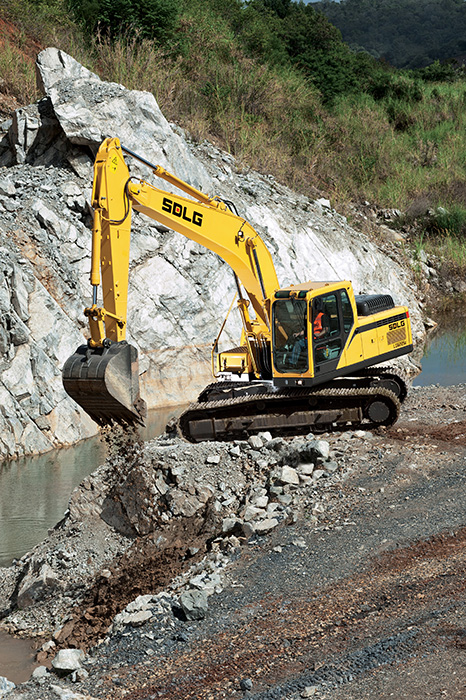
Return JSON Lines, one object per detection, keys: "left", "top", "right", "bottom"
{"left": 0, "top": 47, "right": 423, "bottom": 458}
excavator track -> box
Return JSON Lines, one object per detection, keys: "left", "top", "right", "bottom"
{"left": 354, "top": 363, "right": 410, "bottom": 403}
{"left": 179, "top": 386, "right": 400, "bottom": 443}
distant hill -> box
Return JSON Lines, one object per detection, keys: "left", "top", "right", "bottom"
{"left": 312, "top": 0, "right": 466, "bottom": 68}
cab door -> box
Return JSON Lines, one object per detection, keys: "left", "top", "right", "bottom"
{"left": 312, "top": 289, "right": 354, "bottom": 377}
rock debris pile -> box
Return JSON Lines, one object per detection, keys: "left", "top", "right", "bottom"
{"left": 0, "top": 441, "right": 376, "bottom": 700}
{"left": 1, "top": 384, "right": 465, "bottom": 699}
{"left": 0, "top": 47, "right": 422, "bottom": 459}
{"left": 0, "top": 424, "right": 354, "bottom": 698}
{"left": 0, "top": 428, "right": 338, "bottom": 639}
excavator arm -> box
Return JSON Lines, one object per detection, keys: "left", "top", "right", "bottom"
{"left": 63, "top": 137, "right": 279, "bottom": 426}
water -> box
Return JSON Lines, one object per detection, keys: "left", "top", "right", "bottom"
{"left": 0, "top": 405, "right": 184, "bottom": 568}
{"left": 413, "top": 315, "right": 466, "bottom": 387}
{"left": 0, "top": 631, "right": 36, "bottom": 684}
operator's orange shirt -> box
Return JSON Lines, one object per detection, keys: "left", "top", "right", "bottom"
{"left": 313, "top": 311, "right": 324, "bottom": 336}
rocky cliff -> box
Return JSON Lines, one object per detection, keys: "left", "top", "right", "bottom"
{"left": 0, "top": 48, "right": 422, "bottom": 460}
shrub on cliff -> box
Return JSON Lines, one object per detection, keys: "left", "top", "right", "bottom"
{"left": 68, "top": 0, "right": 181, "bottom": 43}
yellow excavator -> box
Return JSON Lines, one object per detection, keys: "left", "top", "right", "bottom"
{"left": 63, "top": 137, "right": 413, "bottom": 441}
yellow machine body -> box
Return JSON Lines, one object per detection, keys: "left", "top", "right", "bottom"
{"left": 63, "top": 137, "right": 413, "bottom": 429}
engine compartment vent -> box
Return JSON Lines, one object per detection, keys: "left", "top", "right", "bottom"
{"left": 355, "top": 294, "right": 395, "bottom": 316}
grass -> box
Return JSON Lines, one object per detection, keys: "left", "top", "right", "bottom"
{"left": 1, "top": 0, "right": 466, "bottom": 274}
{"left": 0, "top": 39, "right": 38, "bottom": 105}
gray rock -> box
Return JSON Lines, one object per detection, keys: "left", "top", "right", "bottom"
{"left": 248, "top": 435, "right": 264, "bottom": 450}
{"left": 0, "top": 676, "right": 15, "bottom": 694}
{"left": 179, "top": 589, "right": 209, "bottom": 620}
{"left": 0, "top": 178, "right": 15, "bottom": 197}
{"left": 51, "top": 648, "right": 85, "bottom": 674}
{"left": 312, "top": 469, "right": 326, "bottom": 482}
{"left": 243, "top": 504, "right": 265, "bottom": 521}
{"left": 32, "top": 665, "right": 49, "bottom": 679}
{"left": 222, "top": 517, "right": 238, "bottom": 533}
{"left": 123, "top": 610, "right": 153, "bottom": 627}
{"left": 277, "top": 465, "right": 300, "bottom": 486}
{"left": 277, "top": 493, "right": 293, "bottom": 506}
{"left": 50, "top": 685, "right": 98, "bottom": 700}
{"left": 17, "top": 563, "right": 61, "bottom": 608}
{"left": 253, "top": 517, "right": 279, "bottom": 534}
{"left": 71, "top": 667, "right": 89, "bottom": 682}
{"left": 126, "top": 594, "right": 154, "bottom": 612}
{"left": 297, "top": 463, "right": 314, "bottom": 476}
{"left": 240, "top": 678, "right": 253, "bottom": 691}
{"left": 301, "top": 687, "right": 318, "bottom": 698}
{"left": 325, "top": 460, "right": 339, "bottom": 473}
{"left": 312, "top": 439, "right": 330, "bottom": 460}
{"left": 257, "top": 431, "right": 273, "bottom": 443}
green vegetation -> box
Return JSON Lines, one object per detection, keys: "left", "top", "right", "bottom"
{"left": 314, "top": 0, "right": 466, "bottom": 70}
{"left": 1, "top": 0, "right": 466, "bottom": 269}
{"left": 68, "top": 0, "right": 181, "bottom": 42}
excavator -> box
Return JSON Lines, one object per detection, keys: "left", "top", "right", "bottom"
{"left": 63, "top": 137, "right": 413, "bottom": 442}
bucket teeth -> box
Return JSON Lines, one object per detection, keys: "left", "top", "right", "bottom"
{"left": 62, "top": 341, "right": 147, "bottom": 427}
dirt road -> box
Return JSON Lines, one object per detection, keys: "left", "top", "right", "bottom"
{"left": 69, "top": 384, "right": 466, "bottom": 700}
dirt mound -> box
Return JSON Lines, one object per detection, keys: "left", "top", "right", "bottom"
{"left": 388, "top": 419, "right": 466, "bottom": 445}
{"left": 48, "top": 507, "right": 217, "bottom": 655}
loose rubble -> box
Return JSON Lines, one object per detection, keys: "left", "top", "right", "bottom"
{"left": 0, "top": 383, "right": 464, "bottom": 699}
{"left": 0, "top": 427, "right": 341, "bottom": 643}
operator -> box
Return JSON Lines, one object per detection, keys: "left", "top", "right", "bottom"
{"left": 291, "top": 328, "right": 307, "bottom": 366}
{"left": 313, "top": 298, "right": 328, "bottom": 339}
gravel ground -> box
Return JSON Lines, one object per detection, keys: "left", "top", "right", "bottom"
{"left": 1, "top": 383, "right": 465, "bottom": 700}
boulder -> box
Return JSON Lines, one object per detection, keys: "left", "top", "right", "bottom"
{"left": 0, "top": 676, "right": 15, "bottom": 695}
{"left": 16, "top": 563, "right": 61, "bottom": 608}
{"left": 276, "top": 465, "right": 300, "bottom": 486}
{"left": 51, "top": 648, "right": 85, "bottom": 674}
{"left": 179, "top": 589, "right": 209, "bottom": 621}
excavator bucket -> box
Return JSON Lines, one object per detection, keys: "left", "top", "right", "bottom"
{"left": 62, "top": 341, "right": 147, "bottom": 427}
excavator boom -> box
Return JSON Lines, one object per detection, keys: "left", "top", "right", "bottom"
{"left": 62, "top": 137, "right": 280, "bottom": 427}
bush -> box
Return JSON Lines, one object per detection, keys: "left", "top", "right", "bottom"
{"left": 427, "top": 205, "right": 466, "bottom": 238}
{"left": 415, "top": 59, "right": 459, "bottom": 83}
{"left": 367, "top": 71, "right": 423, "bottom": 102}
{"left": 68, "top": 0, "right": 181, "bottom": 42}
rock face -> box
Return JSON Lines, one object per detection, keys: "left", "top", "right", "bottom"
{"left": 0, "top": 48, "right": 422, "bottom": 459}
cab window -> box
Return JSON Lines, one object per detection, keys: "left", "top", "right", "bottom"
{"left": 341, "top": 289, "right": 354, "bottom": 333}
{"left": 312, "top": 293, "right": 342, "bottom": 364}
{"left": 272, "top": 298, "right": 308, "bottom": 373}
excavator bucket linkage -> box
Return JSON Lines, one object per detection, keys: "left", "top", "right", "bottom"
{"left": 62, "top": 341, "right": 147, "bottom": 427}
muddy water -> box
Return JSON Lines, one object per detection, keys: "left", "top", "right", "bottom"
{"left": 0, "top": 405, "right": 184, "bottom": 568}
{"left": 0, "top": 631, "right": 37, "bottom": 684}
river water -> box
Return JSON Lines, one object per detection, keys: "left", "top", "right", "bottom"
{"left": 0, "top": 406, "right": 184, "bottom": 569}
{"left": 413, "top": 316, "right": 466, "bottom": 387}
